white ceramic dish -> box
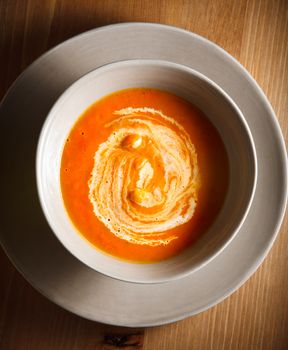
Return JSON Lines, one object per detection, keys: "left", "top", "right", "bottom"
{"left": 0, "top": 23, "right": 286, "bottom": 326}
{"left": 36, "top": 59, "right": 257, "bottom": 284}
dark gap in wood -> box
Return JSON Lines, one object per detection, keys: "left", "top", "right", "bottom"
{"left": 104, "top": 332, "right": 143, "bottom": 348}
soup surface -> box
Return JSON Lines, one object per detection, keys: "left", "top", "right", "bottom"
{"left": 61, "top": 88, "right": 229, "bottom": 262}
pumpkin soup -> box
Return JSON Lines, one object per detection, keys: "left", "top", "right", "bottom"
{"left": 61, "top": 88, "right": 229, "bottom": 262}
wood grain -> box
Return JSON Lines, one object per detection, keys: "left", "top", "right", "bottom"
{"left": 0, "top": 0, "right": 287, "bottom": 349}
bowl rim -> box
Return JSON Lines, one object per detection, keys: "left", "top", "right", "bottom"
{"left": 36, "top": 58, "right": 258, "bottom": 284}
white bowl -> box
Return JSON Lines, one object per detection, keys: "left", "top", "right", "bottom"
{"left": 36, "top": 59, "right": 257, "bottom": 284}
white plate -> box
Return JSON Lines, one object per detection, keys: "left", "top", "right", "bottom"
{"left": 0, "top": 23, "right": 287, "bottom": 327}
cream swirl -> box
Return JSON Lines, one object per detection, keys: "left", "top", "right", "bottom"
{"left": 88, "top": 107, "right": 200, "bottom": 246}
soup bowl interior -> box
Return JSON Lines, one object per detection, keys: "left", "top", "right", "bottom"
{"left": 37, "top": 60, "right": 257, "bottom": 284}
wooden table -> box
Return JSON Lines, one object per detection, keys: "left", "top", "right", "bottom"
{"left": 0, "top": 1, "right": 287, "bottom": 349}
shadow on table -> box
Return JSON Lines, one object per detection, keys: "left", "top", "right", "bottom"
{"left": 0, "top": 2, "right": 132, "bottom": 100}
{"left": 0, "top": 249, "right": 144, "bottom": 348}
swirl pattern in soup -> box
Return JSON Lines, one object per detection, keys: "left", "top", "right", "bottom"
{"left": 88, "top": 107, "right": 200, "bottom": 246}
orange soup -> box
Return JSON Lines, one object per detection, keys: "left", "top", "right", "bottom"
{"left": 61, "top": 88, "right": 229, "bottom": 262}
